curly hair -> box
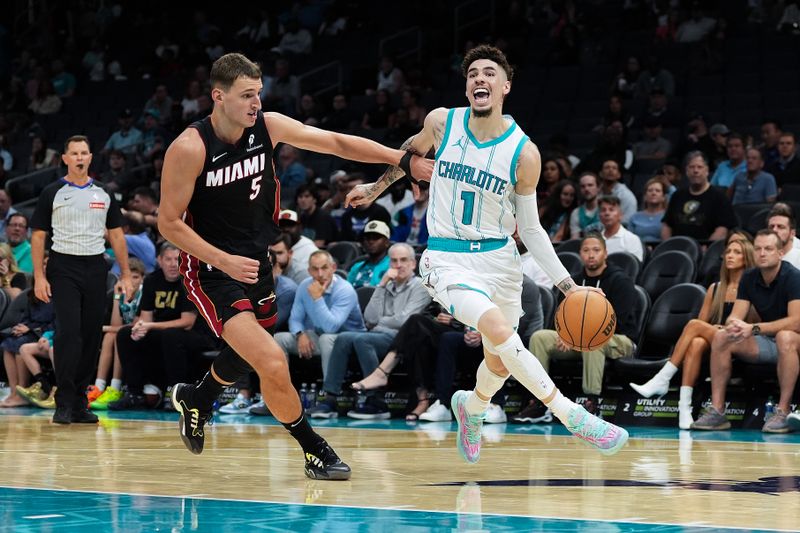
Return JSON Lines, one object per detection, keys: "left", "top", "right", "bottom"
{"left": 461, "top": 45, "right": 514, "bottom": 81}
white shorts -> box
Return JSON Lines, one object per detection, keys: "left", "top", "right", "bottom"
{"left": 419, "top": 240, "right": 523, "bottom": 336}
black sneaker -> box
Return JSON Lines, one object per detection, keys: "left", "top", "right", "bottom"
{"left": 346, "top": 396, "right": 390, "bottom": 420}
{"left": 108, "top": 392, "right": 148, "bottom": 411}
{"left": 304, "top": 442, "right": 352, "bottom": 480}
{"left": 71, "top": 408, "right": 99, "bottom": 423}
{"left": 172, "top": 383, "right": 212, "bottom": 455}
{"left": 53, "top": 405, "right": 72, "bottom": 425}
{"left": 510, "top": 400, "right": 553, "bottom": 424}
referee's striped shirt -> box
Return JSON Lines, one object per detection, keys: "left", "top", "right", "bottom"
{"left": 31, "top": 178, "right": 123, "bottom": 255}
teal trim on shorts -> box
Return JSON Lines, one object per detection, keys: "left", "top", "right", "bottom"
{"left": 509, "top": 134, "right": 529, "bottom": 186}
{"left": 454, "top": 283, "right": 491, "bottom": 300}
{"left": 427, "top": 236, "right": 508, "bottom": 253}
{"left": 435, "top": 108, "right": 457, "bottom": 160}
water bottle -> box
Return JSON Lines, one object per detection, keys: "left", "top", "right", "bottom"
{"left": 300, "top": 383, "right": 309, "bottom": 409}
{"left": 764, "top": 397, "right": 774, "bottom": 422}
{"left": 308, "top": 383, "right": 317, "bottom": 408}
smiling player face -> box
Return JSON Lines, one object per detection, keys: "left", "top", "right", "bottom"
{"left": 215, "top": 76, "right": 262, "bottom": 129}
{"left": 465, "top": 59, "right": 510, "bottom": 118}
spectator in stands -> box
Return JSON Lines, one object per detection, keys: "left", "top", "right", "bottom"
{"left": 270, "top": 248, "right": 297, "bottom": 333}
{"left": 663, "top": 151, "right": 738, "bottom": 242}
{"left": 99, "top": 150, "right": 130, "bottom": 193}
{"left": 399, "top": 89, "right": 426, "bottom": 129}
{"left": 275, "top": 18, "right": 313, "bottom": 55}
{"left": 601, "top": 94, "right": 634, "bottom": 131}
{"left": 185, "top": 93, "right": 213, "bottom": 124}
{"left": 692, "top": 230, "right": 800, "bottom": 433}
{"left": 711, "top": 133, "right": 746, "bottom": 188}
{"left": 140, "top": 110, "right": 172, "bottom": 161}
{"left": 768, "top": 132, "right": 800, "bottom": 188}
{"left": 87, "top": 258, "right": 146, "bottom": 410}
{"left": 361, "top": 89, "right": 396, "bottom": 130}
{"left": 707, "top": 123, "right": 731, "bottom": 170}
{"left": 675, "top": 5, "right": 717, "bottom": 43}
{"left": 112, "top": 215, "right": 156, "bottom": 275}
{"left": 122, "top": 186, "right": 159, "bottom": 240}
{"left": 537, "top": 158, "right": 567, "bottom": 202}
{"left": 28, "top": 80, "right": 62, "bottom": 115}
{"left": 376, "top": 56, "right": 405, "bottom": 95}
{"left": 660, "top": 160, "right": 684, "bottom": 195}
{"left": 529, "top": 233, "right": 637, "bottom": 416}
{"left": 103, "top": 108, "right": 143, "bottom": 157}
{"left": 310, "top": 243, "right": 430, "bottom": 419}
{"left": 109, "top": 243, "right": 216, "bottom": 410}
{"left": 767, "top": 207, "right": 800, "bottom": 268}
{"left": 599, "top": 195, "right": 644, "bottom": 261}
{"left": 348, "top": 220, "right": 391, "bottom": 289}
{"left": 297, "top": 93, "right": 323, "bottom": 126}
{"left": 261, "top": 58, "right": 300, "bottom": 116}
{"left": 181, "top": 80, "right": 202, "bottom": 122}
{"left": 50, "top": 59, "right": 76, "bottom": 98}
{"left": 143, "top": 85, "right": 173, "bottom": 127}
{"left": 0, "top": 243, "right": 26, "bottom": 299}
{"left": 339, "top": 195, "right": 392, "bottom": 242}
{"left": 376, "top": 180, "right": 414, "bottom": 222}
{"left": 274, "top": 249, "right": 365, "bottom": 386}
{"left": 640, "top": 87, "right": 679, "bottom": 128}
{"left": 26, "top": 134, "right": 59, "bottom": 172}
{"left": 610, "top": 55, "right": 641, "bottom": 100}
{"left": 633, "top": 116, "right": 671, "bottom": 162}
{"left": 0, "top": 190, "right": 18, "bottom": 239}
{"left": 681, "top": 113, "right": 716, "bottom": 166}
{"left": 392, "top": 181, "right": 429, "bottom": 246}
{"left": 6, "top": 213, "right": 32, "bottom": 273}
{"left": 599, "top": 158, "right": 636, "bottom": 223}
{"left": 760, "top": 119, "right": 783, "bottom": 169}
{"left": 1, "top": 285, "right": 56, "bottom": 407}
{"left": 629, "top": 176, "right": 669, "bottom": 244}
{"left": 0, "top": 135, "right": 12, "bottom": 178}
{"left": 272, "top": 232, "right": 309, "bottom": 285}
{"left": 539, "top": 179, "right": 577, "bottom": 242}
{"left": 569, "top": 172, "right": 602, "bottom": 238}
{"left": 295, "top": 185, "right": 337, "bottom": 247}
{"left": 631, "top": 233, "right": 755, "bottom": 428}
{"left": 636, "top": 54, "right": 675, "bottom": 98}
{"left": 320, "top": 93, "right": 358, "bottom": 132}
{"left": 277, "top": 212, "right": 319, "bottom": 281}
{"left": 575, "top": 120, "right": 631, "bottom": 177}
{"left": 729, "top": 148, "right": 777, "bottom": 205}
{"left": 276, "top": 144, "right": 308, "bottom": 201}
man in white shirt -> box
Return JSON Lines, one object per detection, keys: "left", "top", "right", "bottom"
{"left": 767, "top": 209, "right": 800, "bottom": 269}
{"left": 599, "top": 195, "right": 644, "bottom": 261}
{"left": 599, "top": 159, "right": 637, "bottom": 223}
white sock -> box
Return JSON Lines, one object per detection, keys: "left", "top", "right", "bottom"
{"left": 94, "top": 379, "right": 107, "bottom": 391}
{"left": 464, "top": 361, "right": 507, "bottom": 416}
{"left": 496, "top": 333, "right": 556, "bottom": 399}
{"left": 546, "top": 390, "right": 578, "bottom": 421}
{"left": 110, "top": 379, "right": 122, "bottom": 391}
{"left": 679, "top": 386, "right": 693, "bottom": 404}
{"left": 657, "top": 361, "right": 679, "bottom": 381}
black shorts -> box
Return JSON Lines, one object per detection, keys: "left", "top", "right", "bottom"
{"left": 179, "top": 252, "right": 277, "bottom": 337}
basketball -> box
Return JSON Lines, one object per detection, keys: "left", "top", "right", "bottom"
{"left": 554, "top": 290, "right": 616, "bottom": 351}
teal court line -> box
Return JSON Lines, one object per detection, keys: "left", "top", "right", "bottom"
{"left": 0, "top": 486, "right": 788, "bottom": 533}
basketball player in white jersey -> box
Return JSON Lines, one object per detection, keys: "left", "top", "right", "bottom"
{"left": 346, "top": 45, "right": 628, "bottom": 463}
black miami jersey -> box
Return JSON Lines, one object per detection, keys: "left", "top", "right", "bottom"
{"left": 186, "top": 111, "right": 279, "bottom": 260}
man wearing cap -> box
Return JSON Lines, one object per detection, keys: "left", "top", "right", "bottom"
{"left": 348, "top": 220, "right": 392, "bottom": 289}
{"left": 708, "top": 123, "right": 731, "bottom": 169}
{"left": 277, "top": 209, "right": 319, "bottom": 284}
{"left": 711, "top": 132, "right": 746, "bottom": 188}
{"left": 339, "top": 191, "right": 392, "bottom": 242}
{"left": 633, "top": 116, "right": 671, "bottom": 162}
{"left": 103, "top": 108, "right": 143, "bottom": 157}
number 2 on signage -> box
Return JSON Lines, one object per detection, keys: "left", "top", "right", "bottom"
{"left": 250, "top": 175, "right": 262, "bottom": 200}
{"left": 460, "top": 190, "right": 475, "bottom": 225}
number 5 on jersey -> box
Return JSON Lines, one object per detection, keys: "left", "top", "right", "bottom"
{"left": 250, "top": 175, "right": 262, "bottom": 200}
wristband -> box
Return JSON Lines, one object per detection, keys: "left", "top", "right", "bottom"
{"left": 398, "top": 151, "right": 419, "bottom": 184}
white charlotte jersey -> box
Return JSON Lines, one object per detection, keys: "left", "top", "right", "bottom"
{"left": 428, "top": 107, "right": 529, "bottom": 240}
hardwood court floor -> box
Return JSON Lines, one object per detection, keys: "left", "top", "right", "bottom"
{"left": 1, "top": 408, "right": 799, "bottom": 532}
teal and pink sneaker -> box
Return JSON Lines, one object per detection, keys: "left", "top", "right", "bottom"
{"left": 451, "top": 390, "right": 485, "bottom": 463}
{"left": 565, "top": 405, "right": 629, "bottom": 455}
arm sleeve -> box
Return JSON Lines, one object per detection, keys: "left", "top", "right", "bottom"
{"left": 514, "top": 192, "right": 571, "bottom": 286}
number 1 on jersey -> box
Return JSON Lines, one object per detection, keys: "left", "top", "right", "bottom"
{"left": 460, "top": 190, "right": 475, "bottom": 225}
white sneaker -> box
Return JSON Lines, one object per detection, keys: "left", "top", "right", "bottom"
{"left": 219, "top": 393, "right": 254, "bottom": 414}
{"left": 484, "top": 403, "right": 507, "bottom": 424}
{"left": 787, "top": 411, "right": 800, "bottom": 431}
{"left": 419, "top": 399, "right": 452, "bottom": 422}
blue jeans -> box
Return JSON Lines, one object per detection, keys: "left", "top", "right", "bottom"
{"left": 323, "top": 331, "right": 396, "bottom": 394}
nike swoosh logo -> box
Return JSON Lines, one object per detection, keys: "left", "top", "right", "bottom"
{"left": 211, "top": 152, "right": 227, "bottom": 163}
{"left": 64, "top": 196, "right": 73, "bottom": 201}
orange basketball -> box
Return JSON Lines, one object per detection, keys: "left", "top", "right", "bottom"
{"left": 554, "top": 290, "right": 616, "bottom": 351}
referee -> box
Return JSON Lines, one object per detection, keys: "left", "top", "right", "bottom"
{"left": 31, "top": 135, "right": 134, "bottom": 424}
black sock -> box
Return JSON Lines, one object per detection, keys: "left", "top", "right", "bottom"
{"left": 192, "top": 371, "right": 225, "bottom": 411}
{"left": 282, "top": 413, "right": 325, "bottom": 453}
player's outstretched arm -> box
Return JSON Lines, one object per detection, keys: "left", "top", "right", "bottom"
{"left": 514, "top": 141, "right": 581, "bottom": 296}
{"left": 345, "top": 107, "right": 448, "bottom": 208}
{"left": 158, "top": 130, "right": 260, "bottom": 284}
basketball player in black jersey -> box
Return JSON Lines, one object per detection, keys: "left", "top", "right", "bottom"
{"left": 158, "top": 53, "right": 433, "bottom": 480}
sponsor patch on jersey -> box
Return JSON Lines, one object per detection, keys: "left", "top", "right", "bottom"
{"left": 89, "top": 201, "right": 107, "bottom": 209}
